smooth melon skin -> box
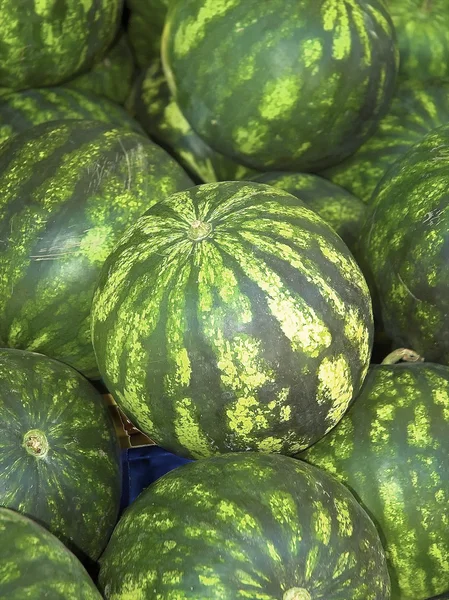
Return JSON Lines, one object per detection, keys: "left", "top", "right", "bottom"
{"left": 0, "top": 508, "right": 102, "bottom": 599}
{"left": 127, "top": 0, "right": 169, "bottom": 67}
{"left": 300, "top": 358, "right": 449, "bottom": 599}
{"left": 161, "top": 0, "right": 399, "bottom": 172}
{"left": 320, "top": 79, "right": 449, "bottom": 203}
{"left": 358, "top": 123, "right": 449, "bottom": 365}
{"left": 386, "top": 0, "right": 449, "bottom": 82}
{"left": 0, "top": 349, "right": 122, "bottom": 563}
{"left": 92, "top": 181, "right": 373, "bottom": 459}
{"left": 0, "top": 86, "right": 144, "bottom": 147}
{"left": 0, "top": 0, "right": 123, "bottom": 90}
{"left": 248, "top": 172, "right": 366, "bottom": 255}
{"left": 128, "top": 60, "right": 257, "bottom": 182}
{"left": 0, "top": 119, "right": 193, "bottom": 379}
{"left": 99, "top": 453, "right": 390, "bottom": 599}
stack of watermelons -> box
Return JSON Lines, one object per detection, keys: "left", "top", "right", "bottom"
{"left": 0, "top": 1, "right": 448, "bottom": 599}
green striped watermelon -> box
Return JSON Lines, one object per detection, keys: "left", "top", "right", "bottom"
{"left": 0, "top": 508, "right": 102, "bottom": 599}
{"left": 321, "top": 79, "right": 449, "bottom": 203}
{"left": 386, "top": 0, "right": 449, "bottom": 82}
{"left": 0, "top": 119, "right": 193, "bottom": 379}
{"left": 0, "top": 349, "right": 121, "bottom": 563}
{"left": 64, "top": 33, "right": 135, "bottom": 106}
{"left": 99, "top": 453, "right": 391, "bottom": 599}
{"left": 127, "top": 0, "right": 169, "bottom": 67}
{"left": 92, "top": 181, "right": 373, "bottom": 458}
{"left": 358, "top": 123, "right": 449, "bottom": 365}
{"left": 161, "top": 0, "right": 399, "bottom": 171}
{"left": 0, "top": 0, "right": 122, "bottom": 90}
{"left": 248, "top": 172, "right": 366, "bottom": 254}
{"left": 300, "top": 351, "right": 449, "bottom": 599}
{"left": 128, "top": 60, "right": 257, "bottom": 182}
{"left": 0, "top": 87, "right": 143, "bottom": 148}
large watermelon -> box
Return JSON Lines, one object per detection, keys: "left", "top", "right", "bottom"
{"left": 358, "top": 123, "right": 449, "bottom": 365}
{"left": 128, "top": 60, "right": 257, "bottom": 182}
{"left": 386, "top": 0, "right": 449, "bottom": 82}
{"left": 0, "top": 119, "right": 193, "bottom": 379}
{"left": 64, "top": 33, "right": 135, "bottom": 106}
{"left": 99, "top": 453, "right": 391, "bottom": 599}
{"left": 248, "top": 172, "right": 366, "bottom": 254}
{"left": 161, "top": 0, "right": 398, "bottom": 171}
{"left": 0, "top": 508, "right": 102, "bottom": 599}
{"left": 0, "top": 349, "right": 121, "bottom": 562}
{"left": 92, "top": 181, "right": 373, "bottom": 458}
{"left": 0, "top": 0, "right": 122, "bottom": 90}
{"left": 0, "top": 87, "right": 143, "bottom": 147}
{"left": 321, "top": 79, "right": 449, "bottom": 203}
{"left": 300, "top": 352, "right": 449, "bottom": 599}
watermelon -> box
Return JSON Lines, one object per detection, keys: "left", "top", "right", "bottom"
{"left": 161, "top": 0, "right": 399, "bottom": 172}
{"left": 128, "top": 60, "right": 257, "bottom": 182}
{"left": 99, "top": 453, "right": 391, "bottom": 599}
{"left": 300, "top": 350, "right": 449, "bottom": 599}
{"left": 321, "top": 79, "right": 449, "bottom": 203}
{"left": 0, "top": 349, "right": 121, "bottom": 562}
{"left": 0, "top": 508, "right": 102, "bottom": 599}
{"left": 0, "top": 0, "right": 122, "bottom": 90}
{"left": 0, "top": 119, "right": 193, "bottom": 379}
{"left": 64, "top": 33, "right": 135, "bottom": 106}
{"left": 358, "top": 123, "right": 449, "bottom": 365}
{"left": 248, "top": 172, "right": 366, "bottom": 254}
{"left": 92, "top": 181, "right": 373, "bottom": 458}
{"left": 0, "top": 87, "right": 144, "bottom": 148}
{"left": 127, "top": 0, "right": 169, "bottom": 67}
{"left": 386, "top": 0, "right": 449, "bottom": 82}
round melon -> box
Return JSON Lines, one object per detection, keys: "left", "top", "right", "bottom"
{"left": 161, "top": 0, "right": 399, "bottom": 171}
{"left": 386, "top": 0, "right": 449, "bottom": 82}
{"left": 321, "top": 79, "right": 449, "bottom": 203}
{"left": 64, "top": 33, "right": 135, "bottom": 106}
{"left": 0, "top": 508, "right": 102, "bottom": 599}
{"left": 358, "top": 123, "right": 449, "bottom": 365}
{"left": 0, "top": 119, "right": 193, "bottom": 379}
{"left": 300, "top": 351, "right": 449, "bottom": 599}
{"left": 0, "top": 349, "right": 121, "bottom": 562}
{"left": 92, "top": 181, "right": 373, "bottom": 458}
{"left": 0, "top": 0, "right": 122, "bottom": 90}
{"left": 99, "top": 453, "right": 391, "bottom": 599}
{"left": 129, "top": 60, "right": 257, "bottom": 182}
{"left": 248, "top": 172, "right": 366, "bottom": 254}
{"left": 0, "top": 87, "right": 143, "bottom": 147}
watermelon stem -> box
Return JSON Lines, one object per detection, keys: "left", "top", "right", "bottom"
{"left": 188, "top": 220, "right": 213, "bottom": 241}
{"left": 381, "top": 348, "right": 424, "bottom": 365}
{"left": 283, "top": 589, "right": 311, "bottom": 600}
{"left": 23, "top": 429, "right": 49, "bottom": 458}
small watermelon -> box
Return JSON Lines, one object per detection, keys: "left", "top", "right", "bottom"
{"left": 358, "top": 123, "right": 449, "bottom": 365}
{"left": 161, "top": 0, "right": 398, "bottom": 171}
{"left": 64, "top": 33, "right": 135, "bottom": 106}
{"left": 386, "top": 0, "right": 449, "bottom": 82}
{"left": 0, "top": 87, "right": 143, "bottom": 147}
{"left": 0, "top": 119, "right": 193, "bottom": 378}
{"left": 321, "top": 79, "right": 449, "bottom": 202}
{"left": 127, "top": 0, "right": 169, "bottom": 67}
{"left": 92, "top": 181, "right": 373, "bottom": 458}
{"left": 99, "top": 453, "right": 391, "bottom": 599}
{"left": 248, "top": 172, "right": 366, "bottom": 254}
{"left": 0, "top": 0, "right": 122, "bottom": 90}
{"left": 0, "top": 349, "right": 121, "bottom": 563}
{"left": 300, "top": 350, "right": 449, "bottom": 599}
{"left": 128, "top": 60, "right": 257, "bottom": 182}
{"left": 0, "top": 508, "right": 102, "bottom": 599}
